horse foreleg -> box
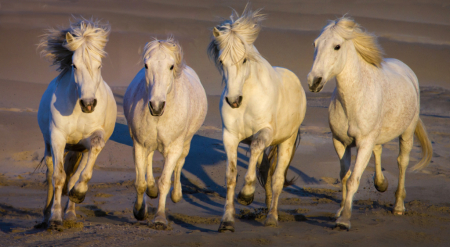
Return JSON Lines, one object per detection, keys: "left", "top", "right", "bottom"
{"left": 69, "top": 130, "right": 105, "bottom": 204}
{"left": 153, "top": 143, "right": 183, "bottom": 227}
{"left": 238, "top": 128, "right": 273, "bottom": 206}
{"left": 171, "top": 143, "right": 190, "bottom": 203}
{"left": 373, "top": 144, "right": 388, "bottom": 192}
{"left": 64, "top": 153, "right": 88, "bottom": 220}
{"left": 218, "top": 131, "right": 239, "bottom": 233}
{"left": 133, "top": 143, "right": 148, "bottom": 220}
{"left": 336, "top": 140, "right": 374, "bottom": 229}
{"left": 146, "top": 151, "right": 158, "bottom": 199}
{"left": 264, "top": 133, "right": 296, "bottom": 227}
{"left": 333, "top": 137, "right": 351, "bottom": 218}
{"left": 49, "top": 131, "right": 67, "bottom": 227}
{"left": 393, "top": 126, "right": 414, "bottom": 215}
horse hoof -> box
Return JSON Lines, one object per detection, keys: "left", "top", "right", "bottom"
{"left": 48, "top": 220, "right": 63, "bottom": 230}
{"left": 335, "top": 217, "right": 351, "bottom": 230}
{"left": 218, "top": 221, "right": 235, "bottom": 233}
{"left": 133, "top": 204, "right": 148, "bottom": 221}
{"left": 69, "top": 189, "right": 86, "bottom": 203}
{"left": 237, "top": 192, "right": 254, "bottom": 206}
{"left": 64, "top": 212, "right": 77, "bottom": 221}
{"left": 148, "top": 221, "right": 170, "bottom": 230}
{"left": 153, "top": 215, "right": 168, "bottom": 226}
{"left": 170, "top": 190, "right": 182, "bottom": 203}
{"left": 264, "top": 214, "right": 278, "bottom": 227}
{"left": 374, "top": 177, "right": 389, "bottom": 192}
{"left": 146, "top": 185, "right": 159, "bottom": 199}
{"left": 393, "top": 210, "right": 404, "bottom": 216}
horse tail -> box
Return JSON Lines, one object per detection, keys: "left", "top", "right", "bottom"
{"left": 257, "top": 128, "right": 300, "bottom": 188}
{"left": 62, "top": 151, "right": 83, "bottom": 195}
{"left": 411, "top": 117, "right": 433, "bottom": 171}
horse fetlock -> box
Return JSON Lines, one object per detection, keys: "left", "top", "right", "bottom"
{"left": 146, "top": 184, "right": 159, "bottom": 198}
{"left": 218, "top": 221, "right": 235, "bottom": 233}
{"left": 171, "top": 188, "right": 182, "bottom": 203}
{"left": 237, "top": 191, "right": 254, "bottom": 206}
{"left": 336, "top": 206, "right": 344, "bottom": 218}
{"left": 135, "top": 181, "right": 147, "bottom": 195}
{"left": 264, "top": 213, "right": 278, "bottom": 227}
{"left": 69, "top": 187, "right": 86, "bottom": 203}
{"left": 374, "top": 175, "right": 389, "bottom": 192}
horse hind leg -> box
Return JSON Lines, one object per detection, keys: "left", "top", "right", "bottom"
{"left": 63, "top": 151, "right": 83, "bottom": 221}
{"left": 393, "top": 126, "right": 415, "bottom": 215}
{"left": 41, "top": 143, "right": 53, "bottom": 225}
{"left": 238, "top": 128, "right": 273, "bottom": 206}
{"left": 373, "top": 145, "right": 389, "bottom": 192}
{"left": 264, "top": 133, "right": 296, "bottom": 227}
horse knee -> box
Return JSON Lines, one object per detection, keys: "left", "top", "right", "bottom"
{"left": 90, "top": 135, "right": 105, "bottom": 154}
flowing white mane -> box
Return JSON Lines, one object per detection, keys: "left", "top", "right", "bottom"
{"left": 38, "top": 17, "right": 110, "bottom": 76}
{"left": 323, "top": 16, "right": 384, "bottom": 67}
{"left": 207, "top": 6, "right": 265, "bottom": 71}
{"left": 143, "top": 37, "right": 186, "bottom": 79}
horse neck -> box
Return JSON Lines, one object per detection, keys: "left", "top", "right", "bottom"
{"left": 247, "top": 57, "right": 275, "bottom": 89}
{"left": 335, "top": 44, "right": 377, "bottom": 111}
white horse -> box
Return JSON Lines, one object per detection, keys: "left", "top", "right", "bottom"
{"left": 208, "top": 7, "right": 307, "bottom": 232}
{"left": 123, "top": 38, "right": 207, "bottom": 228}
{"left": 37, "top": 18, "right": 117, "bottom": 227}
{"left": 307, "top": 17, "right": 433, "bottom": 229}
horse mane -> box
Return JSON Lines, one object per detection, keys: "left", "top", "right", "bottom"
{"left": 143, "top": 37, "right": 186, "bottom": 79}
{"left": 324, "top": 16, "right": 384, "bottom": 67}
{"left": 38, "top": 17, "right": 110, "bottom": 77}
{"left": 207, "top": 5, "right": 265, "bottom": 71}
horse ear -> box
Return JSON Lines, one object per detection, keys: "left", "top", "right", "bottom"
{"left": 66, "top": 32, "right": 74, "bottom": 44}
{"left": 213, "top": 27, "right": 221, "bottom": 38}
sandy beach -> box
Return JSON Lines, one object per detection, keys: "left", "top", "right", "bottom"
{"left": 0, "top": 0, "right": 450, "bottom": 246}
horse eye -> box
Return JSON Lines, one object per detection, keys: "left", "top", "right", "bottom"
{"left": 219, "top": 60, "right": 223, "bottom": 65}
{"left": 243, "top": 58, "right": 247, "bottom": 64}
{"left": 98, "top": 65, "right": 102, "bottom": 69}
{"left": 145, "top": 64, "right": 148, "bottom": 69}
{"left": 170, "top": 65, "right": 174, "bottom": 70}
{"left": 72, "top": 64, "right": 77, "bottom": 69}
{"left": 334, "top": 45, "right": 341, "bottom": 50}
{"left": 312, "top": 42, "right": 315, "bottom": 48}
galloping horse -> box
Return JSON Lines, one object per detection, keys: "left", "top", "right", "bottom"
{"left": 208, "top": 7, "right": 307, "bottom": 232}
{"left": 307, "top": 17, "right": 433, "bottom": 229}
{"left": 123, "top": 38, "right": 207, "bottom": 228}
{"left": 37, "top": 18, "right": 117, "bottom": 227}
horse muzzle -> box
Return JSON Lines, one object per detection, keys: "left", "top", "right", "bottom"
{"left": 79, "top": 98, "right": 97, "bottom": 113}
{"left": 148, "top": 101, "right": 166, "bottom": 116}
{"left": 309, "top": 77, "right": 324, "bottom": 93}
{"left": 225, "top": 96, "right": 243, "bottom": 109}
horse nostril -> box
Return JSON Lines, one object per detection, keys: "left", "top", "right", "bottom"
{"left": 160, "top": 101, "right": 166, "bottom": 110}
{"left": 237, "top": 96, "right": 243, "bottom": 105}
{"left": 225, "top": 97, "right": 231, "bottom": 107}
{"left": 313, "top": 77, "right": 323, "bottom": 85}
{"left": 93, "top": 99, "right": 97, "bottom": 107}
